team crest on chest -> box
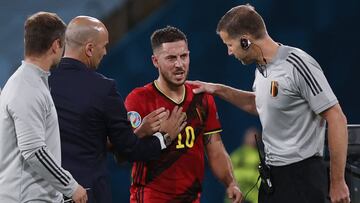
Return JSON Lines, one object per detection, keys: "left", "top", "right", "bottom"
{"left": 127, "top": 111, "right": 142, "bottom": 128}
{"left": 270, "top": 81, "right": 279, "bottom": 97}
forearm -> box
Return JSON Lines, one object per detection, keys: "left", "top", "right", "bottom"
{"left": 206, "top": 135, "right": 237, "bottom": 187}
{"left": 210, "top": 150, "right": 237, "bottom": 187}
{"left": 213, "top": 84, "right": 257, "bottom": 115}
{"left": 110, "top": 130, "right": 162, "bottom": 162}
{"left": 328, "top": 118, "right": 348, "bottom": 183}
{"left": 24, "top": 146, "right": 78, "bottom": 197}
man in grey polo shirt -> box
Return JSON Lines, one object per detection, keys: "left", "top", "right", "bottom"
{"left": 0, "top": 12, "right": 87, "bottom": 203}
{"left": 189, "top": 4, "right": 349, "bottom": 203}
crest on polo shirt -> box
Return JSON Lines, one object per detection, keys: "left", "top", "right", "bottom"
{"left": 127, "top": 111, "right": 142, "bottom": 128}
{"left": 270, "top": 81, "right": 278, "bottom": 97}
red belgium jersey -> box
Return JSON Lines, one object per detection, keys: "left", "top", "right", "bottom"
{"left": 125, "top": 82, "right": 222, "bottom": 202}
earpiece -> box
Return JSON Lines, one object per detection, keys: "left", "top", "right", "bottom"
{"left": 240, "top": 38, "right": 251, "bottom": 50}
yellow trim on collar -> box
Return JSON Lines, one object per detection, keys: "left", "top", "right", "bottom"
{"left": 153, "top": 80, "right": 186, "bottom": 104}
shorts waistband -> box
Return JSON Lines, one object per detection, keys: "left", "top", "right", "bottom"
{"left": 269, "top": 155, "right": 323, "bottom": 169}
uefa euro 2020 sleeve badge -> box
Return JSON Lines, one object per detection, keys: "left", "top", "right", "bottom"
{"left": 127, "top": 111, "right": 142, "bottom": 128}
{"left": 270, "top": 81, "right": 278, "bottom": 97}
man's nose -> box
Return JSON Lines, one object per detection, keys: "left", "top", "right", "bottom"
{"left": 174, "top": 58, "right": 183, "bottom": 67}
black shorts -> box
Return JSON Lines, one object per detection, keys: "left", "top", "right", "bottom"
{"left": 258, "top": 156, "right": 330, "bottom": 203}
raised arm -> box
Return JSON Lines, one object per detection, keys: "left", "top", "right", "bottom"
{"left": 106, "top": 83, "right": 186, "bottom": 162}
{"left": 188, "top": 81, "right": 257, "bottom": 115}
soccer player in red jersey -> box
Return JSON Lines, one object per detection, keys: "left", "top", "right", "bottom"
{"left": 125, "top": 26, "right": 243, "bottom": 203}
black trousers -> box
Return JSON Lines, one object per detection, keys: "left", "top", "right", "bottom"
{"left": 258, "top": 156, "right": 330, "bottom": 203}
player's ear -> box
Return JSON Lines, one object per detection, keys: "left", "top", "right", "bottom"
{"left": 85, "top": 43, "right": 94, "bottom": 57}
{"left": 151, "top": 54, "right": 159, "bottom": 69}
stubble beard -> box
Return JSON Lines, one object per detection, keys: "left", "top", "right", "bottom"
{"left": 162, "top": 70, "right": 188, "bottom": 89}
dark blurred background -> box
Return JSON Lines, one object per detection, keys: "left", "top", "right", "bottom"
{"left": 1, "top": 0, "right": 359, "bottom": 202}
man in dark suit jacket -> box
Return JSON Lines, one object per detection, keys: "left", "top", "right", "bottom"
{"left": 49, "top": 16, "right": 186, "bottom": 203}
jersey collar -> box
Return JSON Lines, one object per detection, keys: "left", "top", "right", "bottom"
{"left": 153, "top": 80, "right": 186, "bottom": 105}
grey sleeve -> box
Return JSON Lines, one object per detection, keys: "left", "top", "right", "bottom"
{"left": 289, "top": 53, "right": 338, "bottom": 114}
{"left": 25, "top": 146, "right": 78, "bottom": 198}
{"left": 8, "top": 93, "right": 78, "bottom": 197}
{"left": 8, "top": 94, "right": 45, "bottom": 152}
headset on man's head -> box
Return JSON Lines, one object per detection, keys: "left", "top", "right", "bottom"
{"left": 240, "top": 38, "right": 251, "bottom": 50}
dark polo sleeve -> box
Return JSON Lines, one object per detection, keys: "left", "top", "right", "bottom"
{"left": 104, "top": 80, "right": 161, "bottom": 162}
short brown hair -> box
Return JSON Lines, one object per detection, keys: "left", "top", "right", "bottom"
{"left": 24, "top": 12, "right": 66, "bottom": 57}
{"left": 150, "top": 26, "right": 187, "bottom": 51}
{"left": 216, "top": 4, "right": 267, "bottom": 39}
